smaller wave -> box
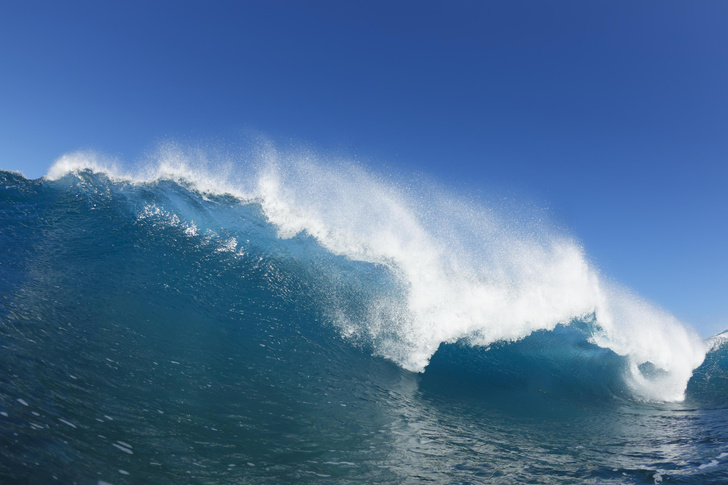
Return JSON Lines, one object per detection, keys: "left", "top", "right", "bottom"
{"left": 686, "top": 331, "right": 728, "bottom": 404}
{"left": 707, "top": 330, "right": 728, "bottom": 352}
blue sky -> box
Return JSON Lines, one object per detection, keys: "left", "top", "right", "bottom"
{"left": 1, "top": 1, "right": 726, "bottom": 335}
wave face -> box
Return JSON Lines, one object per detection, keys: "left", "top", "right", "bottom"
{"left": 1, "top": 149, "right": 726, "bottom": 483}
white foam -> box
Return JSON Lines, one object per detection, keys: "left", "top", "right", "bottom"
{"left": 45, "top": 144, "right": 708, "bottom": 402}
{"left": 46, "top": 152, "right": 123, "bottom": 181}
{"left": 112, "top": 443, "right": 133, "bottom": 455}
{"left": 58, "top": 418, "right": 77, "bottom": 428}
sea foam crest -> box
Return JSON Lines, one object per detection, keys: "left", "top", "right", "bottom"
{"left": 46, "top": 145, "right": 707, "bottom": 401}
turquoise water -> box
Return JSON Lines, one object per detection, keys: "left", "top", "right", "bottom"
{"left": 1, "top": 162, "right": 727, "bottom": 484}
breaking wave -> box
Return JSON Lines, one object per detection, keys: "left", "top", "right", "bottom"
{"left": 3, "top": 145, "right": 712, "bottom": 402}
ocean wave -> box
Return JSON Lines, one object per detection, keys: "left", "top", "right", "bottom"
{"left": 1, "top": 146, "right": 711, "bottom": 402}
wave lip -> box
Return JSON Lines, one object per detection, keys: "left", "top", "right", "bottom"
{"left": 40, "top": 146, "right": 709, "bottom": 402}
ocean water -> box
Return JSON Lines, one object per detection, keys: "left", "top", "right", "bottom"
{"left": 1, "top": 150, "right": 727, "bottom": 484}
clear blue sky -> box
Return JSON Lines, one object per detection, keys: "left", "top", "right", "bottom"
{"left": 1, "top": 1, "right": 726, "bottom": 335}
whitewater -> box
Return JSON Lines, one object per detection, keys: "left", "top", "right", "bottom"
{"left": 1, "top": 144, "right": 727, "bottom": 484}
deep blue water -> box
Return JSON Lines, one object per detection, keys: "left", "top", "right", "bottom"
{"left": 1, "top": 167, "right": 727, "bottom": 484}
